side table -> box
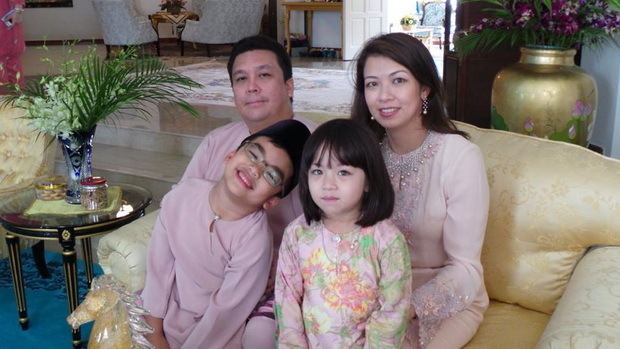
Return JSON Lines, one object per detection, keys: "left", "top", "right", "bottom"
{"left": 149, "top": 11, "right": 199, "bottom": 56}
{"left": 0, "top": 183, "right": 152, "bottom": 348}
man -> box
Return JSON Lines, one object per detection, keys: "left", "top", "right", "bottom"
{"left": 181, "top": 35, "right": 316, "bottom": 348}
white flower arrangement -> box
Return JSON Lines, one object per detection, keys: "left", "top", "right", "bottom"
{"left": 3, "top": 46, "right": 200, "bottom": 138}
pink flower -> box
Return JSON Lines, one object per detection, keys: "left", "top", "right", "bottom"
{"left": 572, "top": 100, "right": 592, "bottom": 119}
{"left": 523, "top": 117, "right": 535, "bottom": 132}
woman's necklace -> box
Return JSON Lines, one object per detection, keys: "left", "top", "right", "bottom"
{"left": 382, "top": 131, "right": 436, "bottom": 191}
{"left": 318, "top": 222, "right": 361, "bottom": 268}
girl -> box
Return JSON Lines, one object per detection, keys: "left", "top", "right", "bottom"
{"left": 352, "top": 33, "right": 490, "bottom": 348}
{"left": 275, "top": 119, "right": 412, "bottom": 348}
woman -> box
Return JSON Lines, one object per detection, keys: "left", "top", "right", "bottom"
{"left": 351, "top": 33, "right": 490, "bottom": 348}
{"left": 0, "top": 0, "right": 25, "bottom": 88}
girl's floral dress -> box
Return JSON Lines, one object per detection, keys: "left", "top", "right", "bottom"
{"left": 275, "top": 216, "right": 412, "bottom": 348}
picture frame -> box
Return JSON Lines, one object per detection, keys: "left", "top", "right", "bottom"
{"left": 25, "top": 0, "right": 73, "bottom": 8}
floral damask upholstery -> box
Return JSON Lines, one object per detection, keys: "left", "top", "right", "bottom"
{"left": 456, "top": 121, "right": 620, "bottom": 348}
{"left": 97, "top": 120, "right": 620, "bottom": 348}
{"left": 0, "top": 104, "right": 56, "bottom": 259}
{"left": 92, "top": 0, "right": 157, "bottom": 56}
{"left": 181, "top": 0, "right": 263, "bottom": 53}
{"left": 419, "top": 0, "right": 445, "bottom": 47}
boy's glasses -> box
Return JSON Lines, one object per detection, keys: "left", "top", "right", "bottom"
{"left": 242, "top": 141, "right": 285, "bottom": 190}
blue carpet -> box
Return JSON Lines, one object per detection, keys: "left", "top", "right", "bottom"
{"left": 0, "top": 249, "right": 103, "bottom": 348}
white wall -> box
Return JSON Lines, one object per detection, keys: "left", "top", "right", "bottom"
{"left": 582, "top": 37, "right": 620, "bottom": 159}
{"left": 281, "top": 0, "right": 342, "bottom": 49}
{"left": 23, "top": 1, "right": 101, "bottom": 41}
{"left": 387, "top": 0, "right": 416, "bottom": 33}
{"left": 22, "top": 0, "right": 174, "bottom": 41}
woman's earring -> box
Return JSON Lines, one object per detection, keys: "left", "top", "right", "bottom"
{"left": 422, "top": 97, "right": 429, "bottom": 115}
{"left": 370, "top": 116, "right": 375, "bottom": 120}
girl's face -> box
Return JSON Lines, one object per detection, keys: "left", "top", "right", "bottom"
{"left": 363, "top": 55, "right": 430, "bottom": 132}
{"left": 308, "top": 148, "right": 367, "bottom": 225}
{"left": 223, "top": 136, "right": 293, "bottom": 207}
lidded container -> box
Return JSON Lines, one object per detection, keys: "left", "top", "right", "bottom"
{"left": 80, "top": 176, "right": 108, "bottom": 211}
{"left": 35, "top": 176, "right": 66, "bottom": 201}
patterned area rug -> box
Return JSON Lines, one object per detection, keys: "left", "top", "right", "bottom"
{"left": 0, "top": 250, "right": 102, "bottom": 348}
{"left": 175, "top": 60, "right": 355, "bottom": 116}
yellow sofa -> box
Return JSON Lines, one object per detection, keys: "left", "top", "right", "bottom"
{"left": 97, "top": 121, "right": 620, "bottom": 348}
{"left": 0, "top": 104, "right": 57, "bottom": 259}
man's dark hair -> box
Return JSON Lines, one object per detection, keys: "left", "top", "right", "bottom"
{"left": 299, "top": 119, "right": 394, "bottom": 227}
{"left": 227, "top": 35, "right": 293, "bottom": 83}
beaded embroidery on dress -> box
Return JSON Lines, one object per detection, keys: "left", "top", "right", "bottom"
{"left": 381, "top": 132, "right": 441, "bottom": 244}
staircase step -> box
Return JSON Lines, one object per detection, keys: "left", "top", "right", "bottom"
{"left": 95, "top": 125, "right": 203, "bottom": 158}
{"left": 55, "top": 144, "right": 192, "bottom": 206}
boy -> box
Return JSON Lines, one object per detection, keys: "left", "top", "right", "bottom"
{"left": 142, "top": 120, "right": 310, "bottom": 349}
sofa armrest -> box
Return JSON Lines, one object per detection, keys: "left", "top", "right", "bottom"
{"left": 96, "top": 209, "right": 159, "bottom": 292}
{"left": 536, "top": 246, "right": 620, "bottom": 349}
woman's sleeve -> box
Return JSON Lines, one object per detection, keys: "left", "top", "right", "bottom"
{"left": 411, "top": 143, "right": 489, "bottom": 344}
{"left": 185, "top": 221, "right": 273, "bottom": 348}
{"left": 365, "top": 229, "right": 412, "bottom": 349}
{"left": 140, "top": 204, "right": 175, "bottom": 318}
{"left": 274, "top": 224, "right": 308, "bottom": 349}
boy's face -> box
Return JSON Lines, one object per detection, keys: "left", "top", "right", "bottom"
{"left": 230, "top": 50, "right": 294, "bottom": 133}
{"left": 223, "top": 136, "right": 294, "bottom": 208}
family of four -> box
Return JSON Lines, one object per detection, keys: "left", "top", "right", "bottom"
{"left": 141, "top": 33, "right": 489, "bottom": 349}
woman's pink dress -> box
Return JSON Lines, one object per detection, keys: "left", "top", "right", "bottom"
{"left": 0, "top": 0, "right": 25, "bottom": 86}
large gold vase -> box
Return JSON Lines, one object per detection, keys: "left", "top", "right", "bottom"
{"left": 491, "top": 47, "right": 597, "bottom": 146}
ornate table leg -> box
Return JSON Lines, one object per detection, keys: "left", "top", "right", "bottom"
{"left": 59, "top": 229, "right": 81, "bottom": 349}
{"left": 5, "top": 233, "right": 28, "bottom": 330}
{"left": 81, "top": 237, "right": 94, "bottom": 287}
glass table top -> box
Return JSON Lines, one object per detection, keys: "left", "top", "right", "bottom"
{"left": 0, "top": 183, "right": 152, "bottom": 230}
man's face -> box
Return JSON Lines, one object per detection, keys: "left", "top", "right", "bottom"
{"left": 230, "top": 50, "right": 294, "bottom": 132}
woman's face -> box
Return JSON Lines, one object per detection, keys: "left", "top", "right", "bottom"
{"left": 362, "top": 55, "right": 429, "bottom": 132}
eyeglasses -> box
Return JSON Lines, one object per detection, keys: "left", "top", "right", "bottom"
{"left": 242, "top": 141, "right": 285, "bottom": 190}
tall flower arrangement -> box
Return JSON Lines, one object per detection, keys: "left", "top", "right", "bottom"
{"left": 160, "top": 0, "right": 186, "bottom": 13}
{"left": 455, "top": 0, "right": 620, "bottom": 55}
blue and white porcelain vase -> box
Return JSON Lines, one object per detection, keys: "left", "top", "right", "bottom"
{"left": 58, "top": 127, "right": 96, "bottom": 204}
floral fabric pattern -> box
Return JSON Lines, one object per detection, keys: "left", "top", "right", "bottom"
{"left": 275, "top": 217, "right": 412, "bottom": 348}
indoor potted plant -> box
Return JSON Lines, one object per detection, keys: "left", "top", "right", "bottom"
{"left": 400, "top": 14, "right": 417, "bottom": 31}
{"left": 454, "top": 0, "right": 620, "bottom": 146}
{"left": 159, "top": 0, "right": 186, "bottom": 15}
{"left": 1, "top": 46, "right": 201, "bottom": 203}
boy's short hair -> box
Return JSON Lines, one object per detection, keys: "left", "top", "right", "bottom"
{"left": 241, "top": 119, "right": 310, "bottom": 198}
{"left": 227, "top": 35, "right": 293, "bottom": 83}
{"left": 299, "top": 119, "right": 394, "bottom": 227}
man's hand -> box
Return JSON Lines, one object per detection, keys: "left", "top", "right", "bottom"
{"left": 144, "top": 315, "right": 171, "bottom": 349}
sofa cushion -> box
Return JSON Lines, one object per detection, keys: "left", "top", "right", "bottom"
{"left": 96, "top": 209, "right": 160, "bottom": 292}
{"left": 455, "top": 122, "right": 620, "bottom": 314}
{"left": 537, "top": 246, "right": 620, "bottom": 348}
{"left": 464, "top": 301, "right": 549, "bottom": 348}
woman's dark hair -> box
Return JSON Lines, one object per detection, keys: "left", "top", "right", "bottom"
{"left": 350, "top": 32, "right": 468, "bottom": 140}
{"left": 299, "top": 119, "right": 394, "bottom": 227}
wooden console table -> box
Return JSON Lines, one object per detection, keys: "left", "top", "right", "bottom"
{"left": 283, "top": 1, "right": 343, "bottom": 58}
{"left": 149, "top": 11, "right": 199, "bottom": 56}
